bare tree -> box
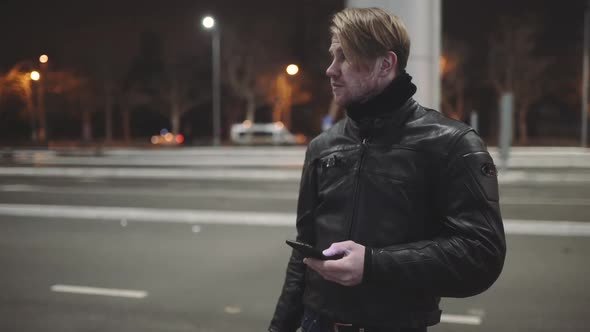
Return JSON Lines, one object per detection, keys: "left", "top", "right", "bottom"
{"left": 488, "top": 18, "right": 551, "bottom": 145}
{"left": 0, "top": 66, "right": 85, "bottom": 141}
{"left": 267, "top": 72, "right": 312, "bottom": 128}
{"left": 224, "top": 35, "right": 273, "bottom": 123}
{"left": 441, "top": 37, "right": 468, "bottom": 121}
{"left": 0, "top": 67, "right": 35, "bottom": 132}
{"left": 159, "top": 62, "right": 210, "bottom": 135}
{"left": 118, "top": 87, "right": 150, "bottom": 142}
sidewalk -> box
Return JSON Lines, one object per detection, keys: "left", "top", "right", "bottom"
{"left": 3, "top": 146, "right": 590, "bottom": 168}
{"left": 1, "top": 166, "right": 589, "bottom": 185}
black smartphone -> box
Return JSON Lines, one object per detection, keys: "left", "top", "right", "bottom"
{"left": 285, "top": 240, "right": 344, "bottom": 260}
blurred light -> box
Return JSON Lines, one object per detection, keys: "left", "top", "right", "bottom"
{"left": 274, "top": 121, "right": 285, "bottom": 130}
{"left": 440, "top": 56, "right": 448, "bottom": 74}
{"left": 286, "top": 64, "right": 299, "bottom": 76}
{"left": 164, "top": 133, "right": 174, "bottom": 142}
{"left": 151, "top": 136, "right": 160, "bottom": 144}
{"left": 175, "top": 134, "right": 185, "bottom": 144}
{"left": 30, "top": 71, "right": 40, "bottom": 81}
{"left": 39, "top": 54, "right": 48, "bottom": 64}
{"left": 243, "top": 120, "right": 252, "bottom": 128}
{"left": 160, "top": 128, "right": 168, "bottom": 136}
{"left": 202, "top": 16, "right": 215, "bottom": 29}
{"left": 224, "top": 306, "right": 242, "bottom": 314}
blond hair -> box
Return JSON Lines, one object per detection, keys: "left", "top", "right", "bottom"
{"left": 330, "top": 7, "right": 411, "bottom": 71}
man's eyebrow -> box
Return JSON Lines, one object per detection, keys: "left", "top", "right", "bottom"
{"left": 328, "top": 46, "right": 341, "bottom": 54}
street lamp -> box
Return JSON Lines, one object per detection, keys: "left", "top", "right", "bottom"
{"left": 30, "top": 71, "right": 40, "bottom": 81}
{"left": 286, "top": 64, "right": 299, "bottom": 76}
{"left": 37, "top": 54, "right": 48, "bottom": 141}
{"left": 202, "top": 15, "right": 221, "bottom": 146}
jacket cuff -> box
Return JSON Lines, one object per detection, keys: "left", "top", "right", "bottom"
{"left": 362, "top": 246, "right": 373, "bottom": 284}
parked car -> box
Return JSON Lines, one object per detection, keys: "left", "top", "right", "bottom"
{"left": 230, "top": 121, "right": 305, "bottom": 145}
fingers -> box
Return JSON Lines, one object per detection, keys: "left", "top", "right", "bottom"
{"left": 304, "top": 258, "right": 345, "bottom": 273}
{"left": 304, "top": 258, "right": 356, "bottom": 285}
{"left": 303, "top": 241, "right": 365, "bottom": 287}
{"left": 322, "top": 240, "right": 354, "bottom": 257}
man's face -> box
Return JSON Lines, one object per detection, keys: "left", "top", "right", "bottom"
{"left": 326, "top": 38, "right": 379, "bottom": 107}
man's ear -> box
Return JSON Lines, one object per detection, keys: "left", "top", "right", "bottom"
{"left": 378, "top": 51, "right": 398, "bottom": 77}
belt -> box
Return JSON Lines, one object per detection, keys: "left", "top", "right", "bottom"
{"left": 320, "top": 319, "right": 426, "bottom": 332}
{"left": 327, "top": 322, "right": 368, "bottom": 332}
{"left": 320, "top": 319, "right": 381, "bottom": 332}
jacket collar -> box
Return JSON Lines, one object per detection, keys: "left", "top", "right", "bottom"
{"left": 344, "top": 71, "right": 417, "bottom": 140}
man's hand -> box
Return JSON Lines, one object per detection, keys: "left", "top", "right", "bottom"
{"left": 303, "top": 241, "right": 365, "bottom": 286}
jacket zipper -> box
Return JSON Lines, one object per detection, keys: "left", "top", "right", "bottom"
{"left": 347, "top": 137, "right": 369, "bottom": 240}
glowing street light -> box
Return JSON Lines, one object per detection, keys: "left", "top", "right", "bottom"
{"left": 286, "top": 64, "right": 299, "bottom": 76}
{"left": 202, "top": 16, "right": 215, "bottom": 29}
{"left": 201, "top": 15, "right": 221, "bottom": 146}
{"left": 39, "top": 54, "right": 49, "bottom": 64}
{"left": 30, "top": 71, "right": 40, "bottom": 81}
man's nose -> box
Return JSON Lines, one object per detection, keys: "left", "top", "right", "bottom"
{"left": 326, "top": 61, "right": 338, "bottom": 77}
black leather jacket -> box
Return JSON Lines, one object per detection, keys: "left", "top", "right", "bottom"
{"left": 269, "top": 98, "right": 506, "bottom": 331}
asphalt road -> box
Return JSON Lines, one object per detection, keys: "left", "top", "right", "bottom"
{"left": 1, "top": 164, "right": 589, "bottom": 331}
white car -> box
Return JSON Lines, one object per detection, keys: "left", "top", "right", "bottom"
{"left": 230, "top": 121, "right": 302, "bottom": 145}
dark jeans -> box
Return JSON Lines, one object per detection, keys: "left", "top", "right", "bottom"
{"left": 300, "top": 307, "right": 427, "bottom": 332}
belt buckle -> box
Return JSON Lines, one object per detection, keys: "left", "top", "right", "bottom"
{"left": 333, "top": 322, "right": 364, "bottom": 332}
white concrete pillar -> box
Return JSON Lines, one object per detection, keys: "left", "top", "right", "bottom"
{"left": 346, "top": 0, "right": 441, "bottom": 110}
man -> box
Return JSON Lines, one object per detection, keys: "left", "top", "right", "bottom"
{"left": 269, "top": 7, "right": 506, "bottom": 332}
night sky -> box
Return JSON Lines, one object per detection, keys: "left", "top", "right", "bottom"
{"left": 0, "top": 0, "right": 342, "bottom": 72}
{"left": 2, "top": 0, "right": 584, "bottom": 72}
{"left": 0, "top": 0, "right": 586, "bottom": 142}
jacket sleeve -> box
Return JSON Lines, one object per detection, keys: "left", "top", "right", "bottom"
{"left": 366, "top": 130, "right": 506, "bottom": 297}
{"left": 268, "top": 147, "right": 318, "bottom": 332}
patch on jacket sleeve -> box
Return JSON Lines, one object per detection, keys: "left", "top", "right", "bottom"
{"left": 462, "top": 152, "right": 499, "bottom": 202}
{"left": 481, "top": 162, "right": 497, "bottom": 177}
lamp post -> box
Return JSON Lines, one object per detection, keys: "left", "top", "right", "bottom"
{"left": 29, "top": 71, "right": 40, "bottom": 142}
{"left": 202, "top": 16, "right": 221, "bottom": 146}
{"left": 38, "top": 54, "right": 48, "bottom": 141}
{"left": 281, "top": 64, "right": 299, "bottom": 129}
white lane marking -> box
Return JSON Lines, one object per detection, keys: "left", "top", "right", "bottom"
{"left": 0, "top": 204, "right": 294, "bottom": 226}
{"left": 503, "top": 219, "right": 590, "bottom": 236}
{"left": 501, "top": 198, "right": 590, "bottom": 206}
{"left": 0, "top": 185, "right": 298, "bottom": 200}
{"left": 14, "top": 156, "right": 305, "bottom": 167}
{"left": 0, "top": 204, "right": 589, "bottom": 236}
{"left": 440, "top": 314, "right": 482, "bottom": 325}
{"left": 7, "top": 184, "right": 590, "bottom": 205}
{"left": 0, "top": 167, "right": 302, "bottom": 181}
{"left": 0, "top": 184, "right": 42, "bottom": 192}
{"left": 51, "top": 284, "right": 147, "bottom": 299}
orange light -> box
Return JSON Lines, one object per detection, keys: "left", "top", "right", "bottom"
{"left": 151, "top": 136, "right": 160, "bottom": 144}
{"left": 243, "top": 120, "right": 252, "bottom": 128}
{"left": 175, "top": 134, "right": 185, "bottom": 144}
{"left": 440, "top": 56, "right": 448, "bottom": 74}
{"left": 164, "top": 133, "right": 174, "bottom": 142}
{"left": 30, "top": 71, "right": 40, "bottom": 81}
{"left": 39, "top": 55, "right": 49, "bottom": 64}
{"left": 274, "top": 121, "right": 285, "bottom": 130}
{"left": 286, "top": 64, "right": 299, "bottom": 76}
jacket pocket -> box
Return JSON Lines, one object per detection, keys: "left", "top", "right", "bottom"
{"left": 316, "top": 152, "right": 353, "bottom": 192}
